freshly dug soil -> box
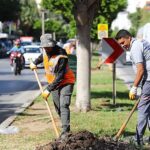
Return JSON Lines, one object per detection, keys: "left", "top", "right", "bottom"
{"left": 35, "top": 130, "right": 136, "bottom": 150}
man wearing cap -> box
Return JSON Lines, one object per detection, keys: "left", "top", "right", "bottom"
{"left": 30, "top": 34, "right": 75, "bottom": 139}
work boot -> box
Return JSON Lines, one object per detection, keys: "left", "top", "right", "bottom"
{"left": 143, "top": 136, "right": 150, "bottom": 145}
{"left": 130, "top": 136, "right": 144, "bottom": 146}
{"left": 57, "top": 131, "right": 68, "bottom": 142}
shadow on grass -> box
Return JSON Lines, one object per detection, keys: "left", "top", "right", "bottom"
{"left": 91, "top": 91, "right": 129, "bottom": 99}
{"left": 123, "top": 131, "right": 135, "bottom": 137}
{"left": 111, "top": 131, "right": 135, "bottom": 138}
{"left": 19, "top": 112, "right": 44, "bottom": 116}
{"left": 93, "top": 102, "right": 134, "bottom": 112}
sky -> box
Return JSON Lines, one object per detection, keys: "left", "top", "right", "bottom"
{"left": 111, "top": 0, "right": 148, "bottom": 30}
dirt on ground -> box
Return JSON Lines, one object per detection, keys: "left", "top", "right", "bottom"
{"left": 35, "top": 130, "right": 136, "bottom": 150}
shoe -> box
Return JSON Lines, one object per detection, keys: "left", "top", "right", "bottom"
{"left": 58, "top": 131, "right": 69, "bottom": 141}
{"left": 143, "top": 137, "right": 150, "bottom": 145}
{"left": 130, "top": 136, "right": 144, "bottom": 146}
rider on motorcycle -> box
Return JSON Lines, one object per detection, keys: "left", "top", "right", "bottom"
{"left": 7, "top": 39, "right": 25, "bottom": 68}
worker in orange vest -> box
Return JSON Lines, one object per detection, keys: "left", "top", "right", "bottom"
{"left": 30, "top": 34, "right": 75, "bottom": 139}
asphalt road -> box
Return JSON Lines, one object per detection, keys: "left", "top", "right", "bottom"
{"left": 0, "top": 58, "right": 47, "bottom": 128}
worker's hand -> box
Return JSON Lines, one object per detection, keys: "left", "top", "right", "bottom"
{"left": 30, "top": 62, "right": 37, "bottom": 70}
{"left": 129, "top": 86, "right": 137, "bottom": 100}
{"left": 42, "top": 89, "right": 50, "bottom": 99}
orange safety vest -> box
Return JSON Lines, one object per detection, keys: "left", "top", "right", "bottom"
{"left": 43, "top": 51, "right": 75, "bottom": 86}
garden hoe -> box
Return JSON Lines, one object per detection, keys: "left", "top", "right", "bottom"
{"left": 114, "top": 98, "right": 140, "bottom": 141}
{"left": 33, "top": 69, "right": 60, "bottom": 138}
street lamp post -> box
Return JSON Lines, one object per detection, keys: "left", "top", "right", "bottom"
{"left": 41, "top": 10, "right": 45, "bottom": 35}
{"left": 41, "top": 9, "right": 49, "bottom": 35}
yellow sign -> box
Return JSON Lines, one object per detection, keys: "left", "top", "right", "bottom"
{"left": 97, "top": 24, "right": 108, "bottom": 39}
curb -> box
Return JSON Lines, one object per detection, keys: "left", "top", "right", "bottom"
{"left": 0, "top": 78, "right": 47, "bottom": 129}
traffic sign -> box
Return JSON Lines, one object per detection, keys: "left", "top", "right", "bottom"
{"left": 97, "top": 24, "right": 108, "bottom": 39}
{"left": 101, "top": 38, "right": 126, "bottom": 64}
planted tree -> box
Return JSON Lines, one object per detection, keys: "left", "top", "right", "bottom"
{"left": 42, "top": 0, "right": 127, "bottom": 112}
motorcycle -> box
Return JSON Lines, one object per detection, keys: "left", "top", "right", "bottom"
{"left": 10, "top": 51, "right": 23, "bottom": 75}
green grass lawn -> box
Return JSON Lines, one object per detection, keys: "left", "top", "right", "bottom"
{"left": 0, "top": 51, "right": 149, "bottom": 149}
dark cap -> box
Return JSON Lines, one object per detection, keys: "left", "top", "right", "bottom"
{"left": 40, "top": 34, "right": 57, "bottom": 47}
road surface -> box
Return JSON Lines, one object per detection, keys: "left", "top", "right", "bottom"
{"left": 0, "top": 58, "right": 46, "bottom": 128}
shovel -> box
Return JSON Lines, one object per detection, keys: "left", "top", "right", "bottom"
{"left": 33, "top": 69, "right": 60, "bottom": 138}
{"left": 114, "top": 98, "right": 140, "bottom": 141}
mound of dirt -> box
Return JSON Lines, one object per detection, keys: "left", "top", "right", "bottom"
{"left": 35, "top": 130, "right": 136, "bottom": 150}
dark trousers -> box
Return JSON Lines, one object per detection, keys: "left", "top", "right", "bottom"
{"left": 136, "top": 81, "right": 150, "bottom": 143}
{"left": 51, "top": 84, "right": 74, "bottom": 133}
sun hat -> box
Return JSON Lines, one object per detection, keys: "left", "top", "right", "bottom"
{"left": 40, "top": 34, "right": 57, "bottom": 47}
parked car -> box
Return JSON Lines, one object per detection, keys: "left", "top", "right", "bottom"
{"left": 0, "top": 42, "right": 7, "bottom": 58}
{"left": 21, "top": 41, "right": 32, "bottom": 46}
{"left": 23, "top": 45, "right": 43, "bottom": 68}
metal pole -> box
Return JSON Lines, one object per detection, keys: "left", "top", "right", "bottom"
{"left": 112, "top": 63, "right": 116, "bottom": 105}
{"left": 53, "top": 32, "right": 56, "bottom": 40}
{"left": 41, "top": 10, "right": 45, "bottom": 35}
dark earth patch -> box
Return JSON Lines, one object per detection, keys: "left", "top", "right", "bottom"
{"left": 35, "top": 130, "right": 136, "bottom": 150}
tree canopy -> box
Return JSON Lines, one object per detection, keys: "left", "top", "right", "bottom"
{"left": 0, "top": 0, "right": 20, "bottom": 22}
{"left": 129, "top": 7, "right": 150, "bottom": 36}
{"left": 19, "top": 0, "right": 40, "bottom": 36}
{"left": 42, "top": 0, "right": 127, "bottom": 40}
{"left": 41, "top": 0, "right": 127, "bottom": 112}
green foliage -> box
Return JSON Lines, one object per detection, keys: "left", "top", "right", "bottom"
{"left": 19, "top": 0, "right": 40, "bottom": 35}
{"left": 139, "top": 9, "right": 150, "bottom": 26}
{"left": 42, "top": 0, "right": 127, "bottom": 40}
{"left": 42, "top": 0, "right": 75, "bottom": 39}
{"left": 128, "top": 8, "right": 142, "bottom": 36}
{"left": 42, "top": 0, "right": 73, "bottom": 23}
{"left": 91, "top": 0, "right": 127, "bottom": 40}
{"left": 128, "top": 8, "right": 150, "bottom": 35}
{"left": 0, "top": 0, "right": 20, "bottom": 22}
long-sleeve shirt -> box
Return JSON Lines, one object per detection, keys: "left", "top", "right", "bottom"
{"left": 34, "top": 45, "right": 69, "bottom": 92}
{"left": 7, "top": 45, "right": 25, "bottom": 54}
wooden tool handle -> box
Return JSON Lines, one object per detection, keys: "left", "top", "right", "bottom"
{"left": 114, "top": 98, "right": 140, "bottom": 140}
{"left": 33, "top": 69, "right": 60, "bottom": 138}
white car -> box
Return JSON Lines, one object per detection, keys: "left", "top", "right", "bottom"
{"left": 23, "top": 45, "right": 43, "bottom": 68}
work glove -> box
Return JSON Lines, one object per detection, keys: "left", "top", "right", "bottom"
{"left": 129, "top": 86, "right": 137, "bottom": 100}
{"left": 30, "top": 62, "right": 37, "bottom": 70}
{"left": 42, "top": 89, "right": 50, "bottom": 99}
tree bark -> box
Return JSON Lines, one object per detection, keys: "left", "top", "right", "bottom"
{"left": 74, "top": 0, "right": 100, "bottom": 112}
{"left": 76, "top": 24, "right": 91, "bottom": 112}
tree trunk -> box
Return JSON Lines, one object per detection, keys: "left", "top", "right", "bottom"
{"left": 76, "top": 24, "right": 91, "bottom": 112}
{"left": 73, "top": 0, "right": 100, "bottom": 112}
